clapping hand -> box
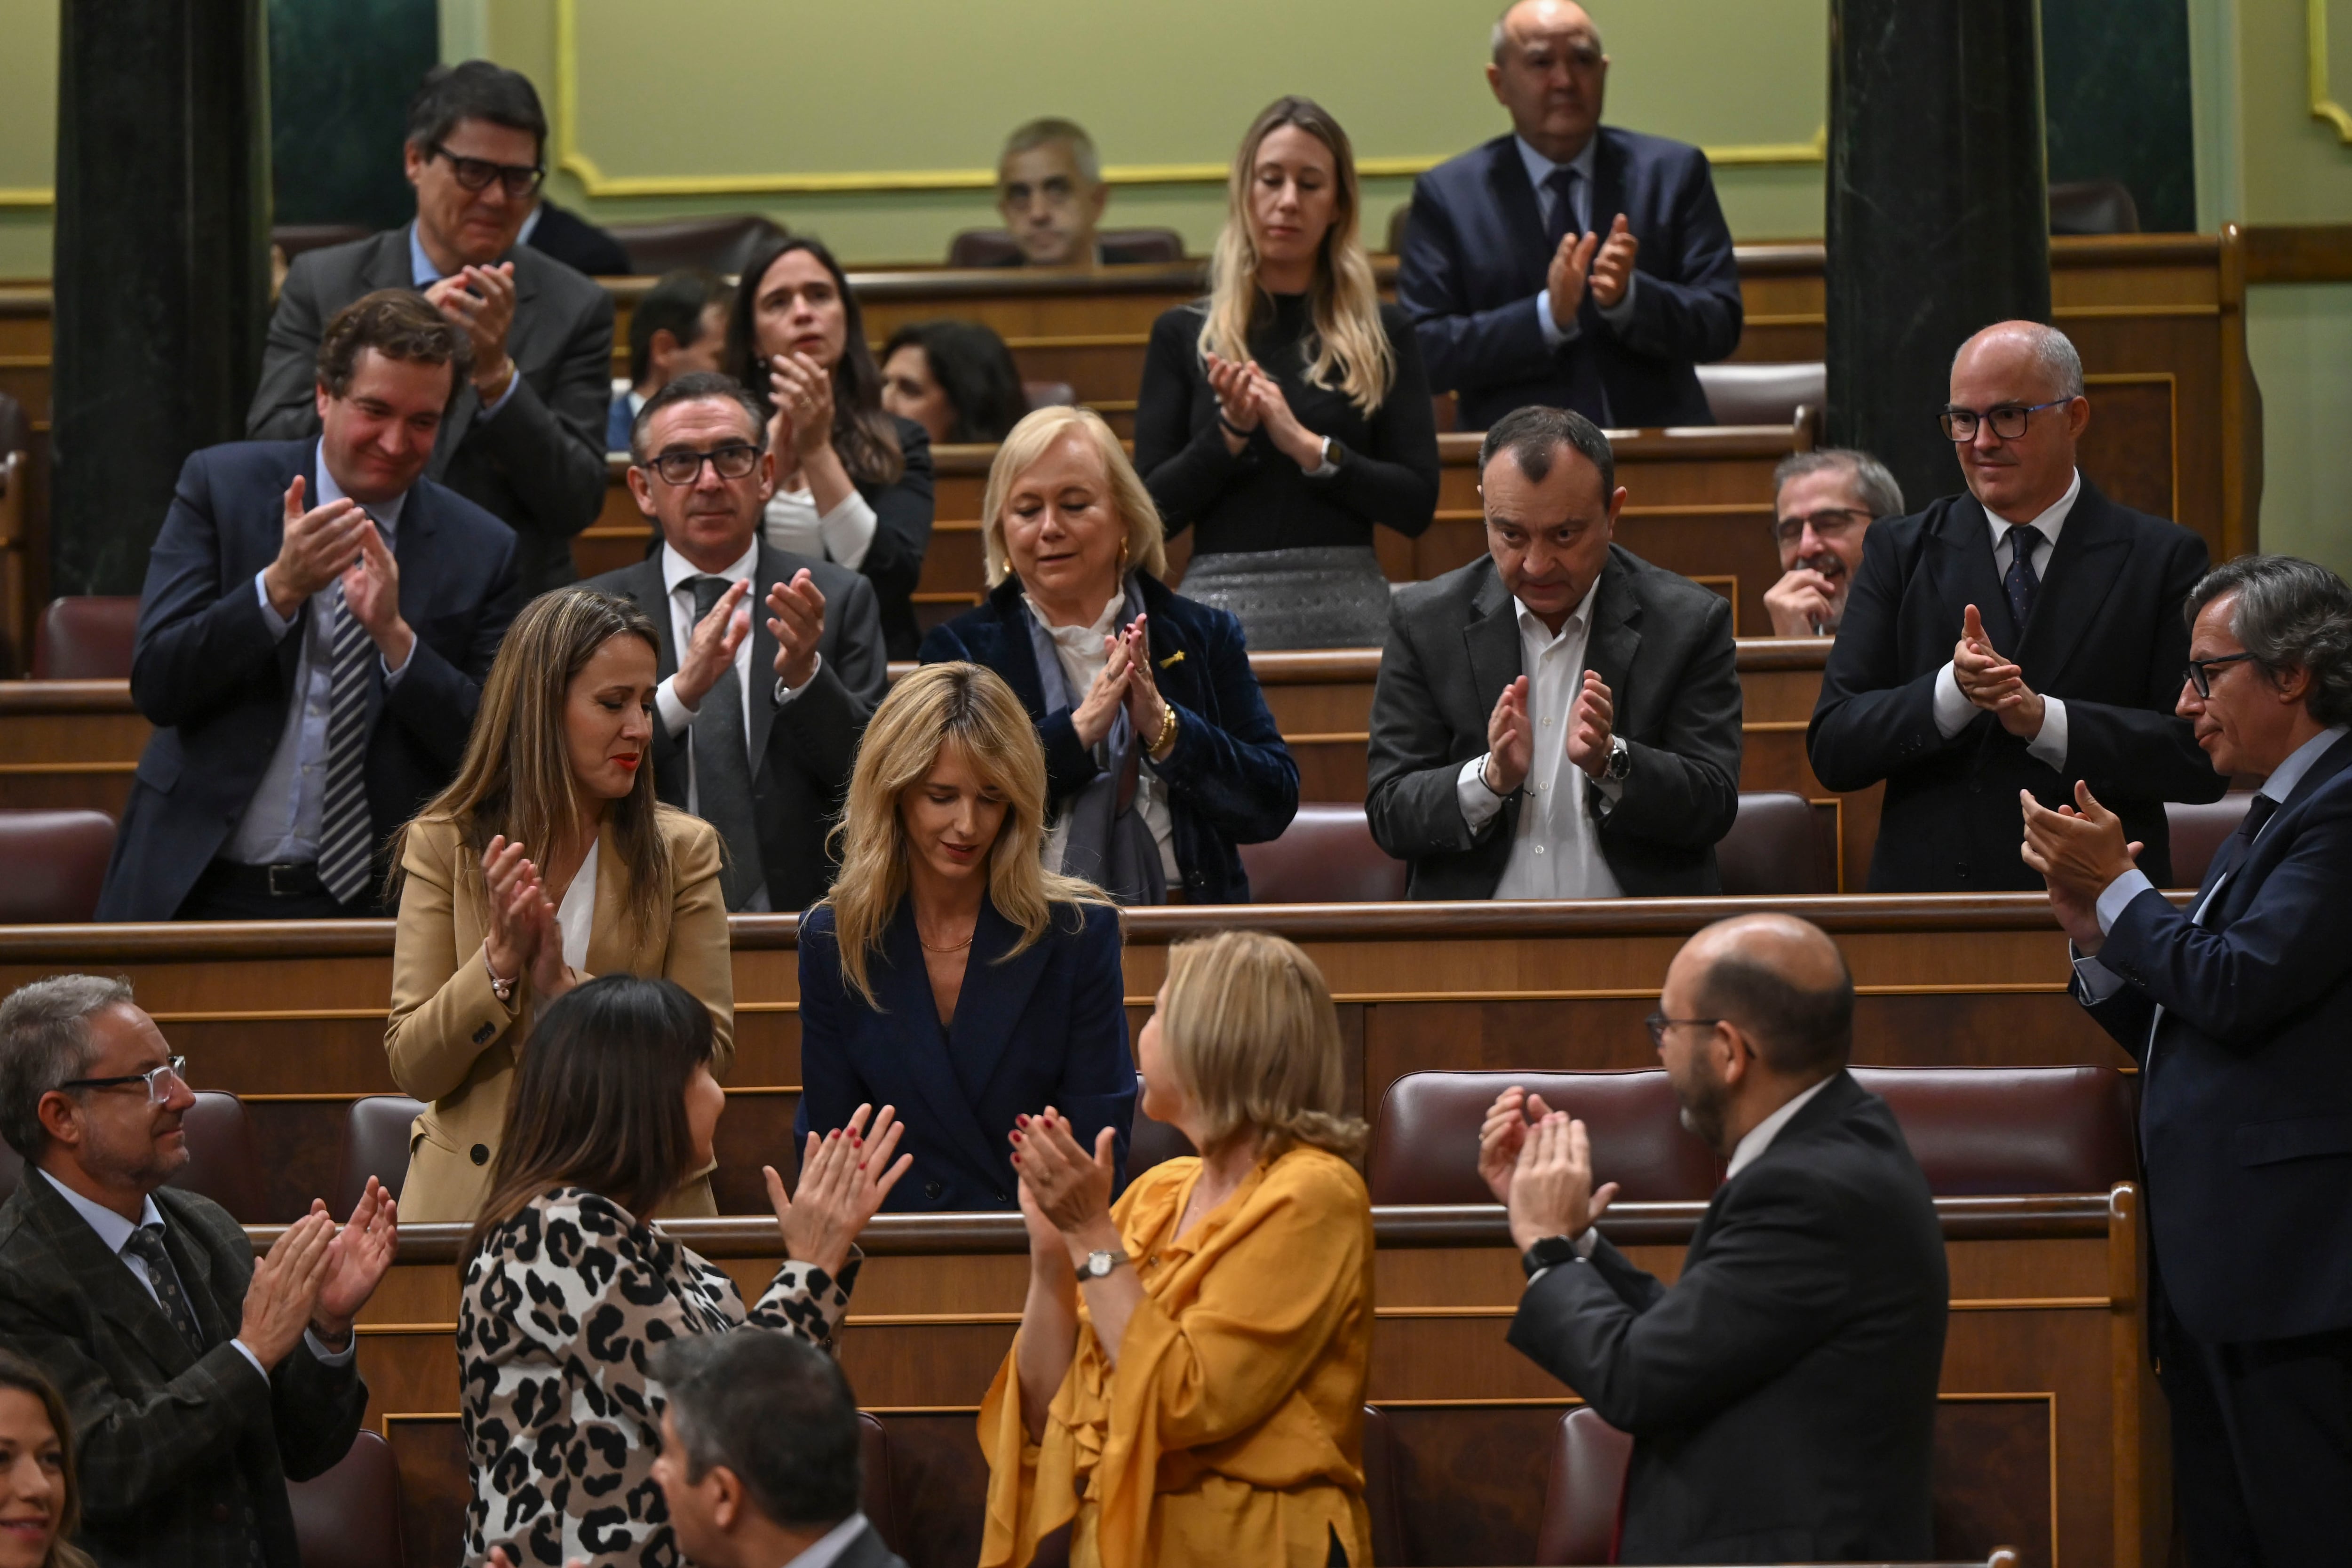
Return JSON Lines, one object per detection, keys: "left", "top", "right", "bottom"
{"left": 1484, "top": 677, "right": 1534, "bottom": 796}
{"left": 338, "top": 519, "right": 413, "bottom": 669}
{"left": 1010, "top": 1106, "right": 1118, "bottom": 1243}
{"left": 1588, "top": 215, "right": 1639, "bottom": 310}
{"left": 264, "top": 476, "right": 369, "bottom": 617}
{"left": 765, "top": 1103, "right": 910, "bottom": 1281}
{"left": 1954, "top": 605, "right": 2047, "bottom": 738}
{"left": 237, "top": 1211, "right": 335, "bottom": 1371}
{"left": 2020, "top": 781, "right": 2144, "bottom": 954}
{"left": 1116, "top": 616, "right": 1170, "bottom": 756}
{"left": 1477, "top": 1085, "right": 1558, "bottom": 1203}
{"left": 1567, "top": 670, "right": 1616, "bottom": 780}
{"left": 1241, "top": 363, "right": 1325, "bottom": 471}
{"left": 1204, "top": 352, "right": 1260, "bottom": 440}
{"left": 769, "top": 352, "right": 837, "bottom": 464}
{"left": 767, "top": 568, "right": 826, "bottom": 691}
{"left": 1507, "top": 1112, "right": 1620, "bottom": 1254}
{"left": 1071, "top": 632, "right": 1133, "bottom": 750}
{"left": 424, "top": 263, "right": 517, "bottom": 395}
{"left": 310, "top": 1178, "right": 398, "bottom": 1341}
{"left": 673, "top": 579, "right": 751, "bottom": 710}
{"left": 1546, "top": 229, "right": 1602, "bottom": 330}
{"left": 481, "top": 835, "right": 546, "bottom": 992}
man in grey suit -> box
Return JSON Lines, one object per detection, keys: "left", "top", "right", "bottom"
{"left": 247, "top": 61, "right": 612, "bottom": 595}
{"left": 0, "top": 976, "right": 398, "bottom": 1568}
{"left": 584, "top": 373, "right": 886, "bottom": 912}
{"left": 1368, "top": 405, "right": 1742, "bottom": 898}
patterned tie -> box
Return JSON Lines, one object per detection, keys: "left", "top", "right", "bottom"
{"left": 686, "top": 575, "right": 765, "bottom": 911}
{"left": 120, "top": 1225, "right": 206, "bottom": 1353}
{"left": 2002, "top": 525, "right": 2042, "bottom": 630}
{"left": 314, "top": 584, "right": 377, "bottom": 906}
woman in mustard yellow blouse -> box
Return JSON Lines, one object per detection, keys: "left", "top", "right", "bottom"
{"left": 979, "top": 930, "right": 1374, "bottom": 1568}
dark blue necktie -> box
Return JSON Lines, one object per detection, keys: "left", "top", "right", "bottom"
{"left": 1543, "top": 167, "right": 1582, "bottom": 254}
{"left": 2003, "top": 525, "right": 2042, "bottom": 629}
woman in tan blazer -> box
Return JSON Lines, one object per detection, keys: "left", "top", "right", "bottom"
{"left": 386, "top": 589, "right": 734, "bottom": 1222}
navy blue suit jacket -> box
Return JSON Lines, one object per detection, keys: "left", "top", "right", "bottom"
{"left": 1397, "top": 128, "right": 1742, "bottom": 431}
{"left": 2077, "top": 731, "right": 2352, "bottom": 1343}
{"left": 795, "top": 897, "right": 1134, "bottom": 1213}
{"left": 96, "top": 440, "right": 521, "bottom": 921}
{"left": 918, "top": 575, "right": 1298, "bottom": 904}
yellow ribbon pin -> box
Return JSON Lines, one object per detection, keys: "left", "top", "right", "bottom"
{"left": 1158, "top": 650, "right": 1186, "bottom": 670}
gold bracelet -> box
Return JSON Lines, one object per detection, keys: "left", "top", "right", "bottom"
{"left": 1152, "top": 703, "right": 1179, "bottom": 758}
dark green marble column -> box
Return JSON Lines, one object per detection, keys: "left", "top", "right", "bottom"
{"left": 1826, "top": 0, "right": 2051, "bottom": 514}
{"left": 51, "top": 0, "right": 271, "bottom": 594}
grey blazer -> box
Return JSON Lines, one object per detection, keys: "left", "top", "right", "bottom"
{"left": 1367, "top": 547, "right": 1743, "bottom": 898}
{"left": 246, "top": 227, "right": 615, "bottom": 595}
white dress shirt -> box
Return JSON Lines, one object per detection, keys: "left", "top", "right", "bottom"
{"left": 652, "top": 540, "right": 815, "bottom": 791}
{"left": 1931, "top": 467, "right": 2081, "bottom": 769}
{"left": 779, "top": 1515, "right": 877, "bottom": 1568}
{"left": 1516, "top": 136, "right": 1641, "bottom": 355}
{"left": 229, "top": 446, "right": 413, "bottom": 866}
{"left": 1455, "top": 579, "right": 1626, "bottom": 900}
{"left": 32, "top": 1166, "right": 353, "bottom": 1377}
{"left": 763, "top": 484, "right": 878, "bottom": 571}
{"left": 1030, "top": 593, "right": 1180, "bottom": 881}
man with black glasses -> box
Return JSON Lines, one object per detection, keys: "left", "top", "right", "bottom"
{"left": 1762, "top": 448, "right": 1903, "bottom": 637}
{"left": 1807, "top": 320, "right": 2225, "bottom": 891}
{"left": 249, "top": 61, "right": 614, "bottom": 594}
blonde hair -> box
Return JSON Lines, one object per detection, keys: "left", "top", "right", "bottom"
{"left": 979, "top": 406, "right": 1168, "bottom": 589}
{"left": 820, "top": 663, "right": 1108, "bottom": 1005}
{"left": 388, "top": 589, "right": 673, "bottom": 948}
{"left": 1199, "top": 96, "right": 1396, "bottom": 416}
{"left": 1157, "top": 931, "right": 1367, "bottom": 1159}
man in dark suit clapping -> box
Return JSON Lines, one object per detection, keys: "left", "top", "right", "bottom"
{"left": 2026, "top": 556, "right": 2352, "bottom": 1565}
{"left": 1397, "top": 0, "right": 1742, "bottom": 430}
{"left": 584, "top": 373, "right": 887, "bottom": 912}
{"left": 1809, "top": 320, "right": 2226, "bottom": 890}
{"left": 1484, "top": 914, "right": 1948, "bottom": 1564}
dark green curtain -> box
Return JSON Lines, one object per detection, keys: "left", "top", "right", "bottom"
{"left": 268, "top": 0, "right": 437, "bottom": 229}
{"left": 2042, "top": 0, "right": 2198, "bottom": 232}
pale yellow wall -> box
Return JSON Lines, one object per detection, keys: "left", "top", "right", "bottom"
{"left": 0, "top": 0, "right": 58, "bottom": 278}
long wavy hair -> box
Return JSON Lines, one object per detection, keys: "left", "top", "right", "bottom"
{"left": 820, "top": 663, "right": 1106, "bottom": 1006}
{"left": 979, "top": 406, "right": 1168, "bottom": 589}
{"left": 0, "top": 1352, "right": 95, "bottom": 1568}
{"left": 1156, "top": 930, "right": 1367, "bottom": 1159}
{"left": 728, "top": 235, "right": 905, "bottom": 488}
{"left": 388, "top": 590, "right": 673, "bottom": 949}
{"left": 1198, "top": 96, "right": 1395, "bottom": 415}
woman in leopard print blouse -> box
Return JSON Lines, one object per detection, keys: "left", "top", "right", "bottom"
{"left": 458, "top": 975, "right": 910, "bottom": 1568}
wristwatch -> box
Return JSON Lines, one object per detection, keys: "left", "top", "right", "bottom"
{"left": 1078, "top": 1247, "right": 1129, "bottom": 1281}
{"left": 1521, "top": 1234, "right": 1582, "bottom": 1279}
{"left": 1311, "top": 436, "right": 1351, "bottom": 477}
{"left": 1602, "top": 735, "right": 1633, "bottom": 783}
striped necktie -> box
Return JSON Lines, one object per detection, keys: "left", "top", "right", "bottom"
{"left": 315, "top": 586, "right": 376, "bottom": 906}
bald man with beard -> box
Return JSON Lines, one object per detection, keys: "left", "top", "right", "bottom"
{"left": 1480, "top": 915, "right": 1947, "bottom": 1564}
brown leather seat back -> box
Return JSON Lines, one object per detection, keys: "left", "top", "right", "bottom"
{"left": 2050, "top": 179, "right": 2141, "bottom": 235}
{"left": 1237, "top": 803, "right": 1408, "bottom": 904}
{"left": 1370, "top": 1071, "right": 1719, "bottom": 1206}
{"left": 946, "top": 228, "right": 1185, "bottom": 267}
{"left": 0, "top": 810, "right": 117, "bottom": 922}
{"left": 1022, "top": 380, "right": 1077, "bottom": 409}
{"left": 1128, "top": 1075, "right": 1197, "bottom": 1177}
{"left": 857, "top": 1412, "right": 896, "bottom": 1549}
{"left": 335, "top": 1095, "right": 426, "bottom": 1219}
{"left": 1361, "top": 1405, "right": 1406, "bottom": 1568}
{"left": 2167, "top": 794, "right": 2253, "bottom": 889}
{"left": 1851, "top": 1066, "right": 2136, "bottom": 1194}
{"left": 167, "top": 1091, "right": 270, "bottom": 1222}
{"left": 1534, "top": 1406, "right": 1634, "bottom": 1565}
{"left": 608, "top": 215, "right": 788, "bottom": 277}
{"left": 1716, "top": 791, "right": 1834, "bottom": 895}
{"left": 289, "top": 1427, "right": 405, "bottom": 1568}
{"left": 33, "top": 596, "right": 140, "bottom": 679}
{"left": 1696, "top": 362, "right": 1826, "bottom": 427}
{"left": 272, "top": 223, "right": 373, "bottom": 260}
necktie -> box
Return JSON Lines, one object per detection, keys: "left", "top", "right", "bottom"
{"left": 2195, "top": 793, "right": 2279, "bottom": 911}
{"left": 120, "top": 1225, "right": 206, "bottom": 1353}
{"left": 686, "top": 575, "right": 765, "bottom": 911}
{"left": 2002, "top": 525, "right": 2042, "bottom": 629}
{"left": 314, "top": 585, "right": 377, "bottom": 906}
{"left": 1543, "top": 166, "right": 1582, "bottom": 254}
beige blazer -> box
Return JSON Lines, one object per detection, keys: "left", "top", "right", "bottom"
{"left": 385, "top": 807, "right": 735, "bottom": 1222}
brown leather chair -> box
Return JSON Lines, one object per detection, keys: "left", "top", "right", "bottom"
{"left": 32, "top": 596, "right": 140, "bottom": 679}
{"left": 1695, "top": 362, "right": 1826, "bottom": 428}
{"left": 334, "top": 1095, "right": 425, "bottom": 1220}
{"left": 1716, "top": 791, "right": 1835, "bottom": 896}
{"left": 1237, "top": 804, "right": 1409, "bottom": 904}
{"left": 857, "top": 1412, "right": 897, "bottom": 1550}
{"left": 1128, "top": 1074, "right": 1197, "bottom": 1176}
{"left": 1369, "top": 1070, "right": 1720, "bottom": 1206}
{"left": 2050, "top": 179, "right": 2141, "bottom": 236}
{"left": 2166, "top": 793, "right": 2254, "bottom": 889}
{"left": 1851, "top": 1066, "right": 2136, "bottom": 1194}
{"left": 168, "top": 1091, "right": 270, "bottom": 1222}
{"left": 288, "top": 1427, "right": 405, "bottom": 1568}
{"left": 0, "top": 810, "right": 117, "bottom": 923}
{"left": 1386, "top": 201, "right": 1414, "bottom": 257}
{"left": 946, "top": 229, "right": 1185, "bottom": 268}
{"left": 607, "top": 215, "right": 788, "bottom": 277}
{"left": 1023, "top": 380, "right": 1078, "bottom": 409}
{"left": 1534, "top": 1405, "right": 1634, "bottom": 1565}
{"left": 1360, "top": 1405, "right": 1406, "bottom": 1568}
{"left": 272, "top": 223, "right": 373, "bottom": 261}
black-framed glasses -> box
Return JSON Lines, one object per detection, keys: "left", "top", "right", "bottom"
{"left": 643, "top": 444, "right": 762, "bottom": 486}
{"left": 58, "top": 1056, "right": 187, "bottom": 1105}
{"left": 1770, "top": 508, "right": 1870, "bottom": 548}
{"left": 428, "top": 144, "right": 545, "bottom": 199}
{"left": 1939, "top": 398, "right": 2069, "bottom": 442}
{"left": 1643, "top": 1013, "right": 1724, "bottom": 1050}
{"left": 2184, "top": 651, "right": 2260, "bottom": 699}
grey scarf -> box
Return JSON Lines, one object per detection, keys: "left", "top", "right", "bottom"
{"left": 1023, "top": 575, "right": 1168, "bottom": 905}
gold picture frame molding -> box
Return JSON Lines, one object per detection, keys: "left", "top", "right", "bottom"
{"left": 2313, "top": 0, "right": 2352, "bottom": 140}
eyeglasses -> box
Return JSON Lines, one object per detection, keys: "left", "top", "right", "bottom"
{"left": 1769, "top": 508, "right": 1870, "bottom": 548}
{"left": 428, "top": 144, "right": 545, "bottom": 199}
{"left": 2184, "top": 651, "right": 2259, "bottom": 699}
{"left": 1939, "top": 398, "right": 2069, "bottom": 442}
{"left": 1643, "top": 1013, "right": 1723, "bottom": 1050}
{"left": 58, "top": 1056, "right": 188, "bottom": 1105}
{"left": 642, "top": 444, "right": 762, "bottom": 486}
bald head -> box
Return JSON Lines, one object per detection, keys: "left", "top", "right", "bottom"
{"left": 1493, "top": 0, "right": 1602, "bottom": 61}
{"left": 1951, "top": 320, "right": 2085, "bottom": 403}
{"left": 1488, "top": 0, "right": 1608, "bottom": 162}
{"left": 1947, "top": 319, "right": 2090, "bottom": 522}
{"left": 1677, "top": 914, "right": 1853, "bottom": 1077}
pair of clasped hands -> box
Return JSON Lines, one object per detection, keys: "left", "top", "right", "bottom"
{"left": 1953, "top": 602, "right": 2048, "bottom": 738}
{"left": 1547, "top": 213, "right": 1640, "bottom": 332}
{"left": 1070, "top": 613, "right": 1173, "bottom": 756}
{"left": 479, "top": 836, "right": 583, "bottom": 1010}
{"left": 1203, "top": 351, "right": 1329, "bottom": 473}
{"left": 1483, "top": 670, "right": 1617, "bottom": 796}
{"left": 673, "top": 570, "right": 830, "bottom": 708}
{"left": 265, "top": 477, "right": 412, "bottom": 669}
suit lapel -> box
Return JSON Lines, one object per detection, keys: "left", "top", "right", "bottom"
{"left": 1581, "top": 555, "right": 1642, "bottom": 703}
{"left": 1140, "top": 576, "right": 1204, "bottom": 716}
{"left": 2213, "top": 732, "right": 2352, "bottom": 923}
{"left": 583, "top": 819, "right": 640, "bottom": 979}
{"left": 947, "top": 897, "right": 1055, "bottom": 1109}
{"left": 2014, "top": 482, "right": 2128, "bottom": 689}
{"left": 1926, "top": 497, "right": 2018, "bottom": 654}
{"left": 869, "top": 902, "right": 1009, "bottom": 1178}
{"left": 1462, "top": 565, "right": 1523, "bottom": 718}
{"left": 20, "top": 1174, "right": 200, "bottom": 1377}
{"left": 1485, "top": 139, "right": 1550, "bottom": 291}
{"left": 986, "top": 584, "right": 1053, "bottom": 720}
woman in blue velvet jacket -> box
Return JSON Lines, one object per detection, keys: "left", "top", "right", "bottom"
{"left": 918, "top": 406, "right": 1298, "bottom": 905}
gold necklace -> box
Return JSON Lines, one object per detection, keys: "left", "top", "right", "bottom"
{"left": 917, "top": 926, "right": 974, "bottom": 953}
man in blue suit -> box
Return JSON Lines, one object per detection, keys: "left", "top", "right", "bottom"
{"left": 97, "top": 292, "right": 521, "bottom": 922}
{"left": 1397, "top": 0, "right": 1742, "bottom": 432}
{"left": 2024, "top": 554, "right": 2352, "bottom": 1565}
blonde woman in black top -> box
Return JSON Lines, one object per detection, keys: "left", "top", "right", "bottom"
{"left": 1132, "top": 97, "right": 1439, "bottom": 650}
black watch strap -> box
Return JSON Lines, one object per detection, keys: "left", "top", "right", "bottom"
{"left": 1521, "top": 1234, "right": 1581, "bottom": 1279}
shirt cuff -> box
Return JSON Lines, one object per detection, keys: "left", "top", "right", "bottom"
{"left": 1535, "top": 290, "right": 1579, "bottom": 350}
{"left": 1527, "top": 1226, "right": 1603, "bottom": 1286}
{"left": 774, "top": 652, "right": 820, "bottom": 707}
{"left": 2095, "top": 868, "right": 2156, "bottom": 935}
{"left": 1932, "top": 661, "right": 1973, "bottom": 740}
{"left": 2026, "top": 695, "right": 2068, "bottom": 769}
{"left": 1597, "top": 270, "right": 1639, "bottom": 329}
{"left": 253, "top": 570, "right": 294, "bottom": 640}
{"left": 305, "top": 1328, "right": 358, "bottom": 1366}
{"left": 1589, "top": 769, "right": 1624, "bottom": 813}
{"left": 815, "top": 492, "right": 879, "bottom": 571}
{"left": 656, "top": 674, "right": 695, "bottom": 736}
{"left": 476, "top": 369, "right": 522, "bottom": 420}
{"left": 380, "top": 642, "right": 412, "bottom": 685}
{"left": 231, "top": 1338, "right": 264, "bottom": 1379}
{"left": 2071, "top": 946, "right": 2129, "bottom": 1003}
{"left": 1458, "top": 755, "right": 1506, "bottom": 833}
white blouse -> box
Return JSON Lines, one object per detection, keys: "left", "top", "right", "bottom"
{"left": 556, "top": 838, "right": 598, "bottom": 972}
{"left": 763, "top": 485, "right": 878, "bottom": 569}
{"left": 1027, "top": 594, "right": 1180, "bottom": 881}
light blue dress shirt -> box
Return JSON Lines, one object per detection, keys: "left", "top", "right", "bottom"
{"left": 408, "top": 223, "right": 521, "bottom": 419}
{"left": 1516, "top": 135, "right": 1642, "bottom": 352}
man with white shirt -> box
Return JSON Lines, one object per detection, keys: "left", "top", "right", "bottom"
{"left": 2025, "top": 556, "right": 2352, "bottom": 1566}
{"left": 0, "top": 975, "right": 397, "bottom": 1568}
{"left": 1367, "top": 405, "right": 1741, "bottom": 899}
{"left": 1809, "top": 319, "right": 2225, "bottom": 891}
{"left": 1396, "top": 0, "right": 1742, "bottom": 430}
{"left": 584, "top": 373, "right": 887, "bottom": 912}
{"left": 1479, "top": 914, "right": 1947, "bottom": 1564}
{"left": 99, "top": 291, "right": 520, "bottom": 922}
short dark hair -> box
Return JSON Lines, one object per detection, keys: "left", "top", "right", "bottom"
{"left": 405, "top": 61, "right": 548, "bottom": 158}
{"left": 1692, "top": 950, "right": 1853, "bottom": 1076}
{"left": 629, "top": 270, "right": 734, "bottom": 387}
{"left": 2186, "top": 554, "right": 2352, "bottom": 726}
{"left": 630, "top": 371, "right": 767, "bottom": 466}
{"left": 1479, "top": 404, "right": 1615, "bottom": 498}
{"left": 880, "top": 320, "right": 1031, "bottom": 444}
{"left": 0, "top": 976, "right": 131, "bottom": 1161}
{"left": 652, "top": 1333, "right": 863, "bottom": 1531}
{"left": 1772, "top": 447, "right": 1906, "bottom": 518}
{"left": 316, "top": 290, "right": 471, "bottom": 408}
